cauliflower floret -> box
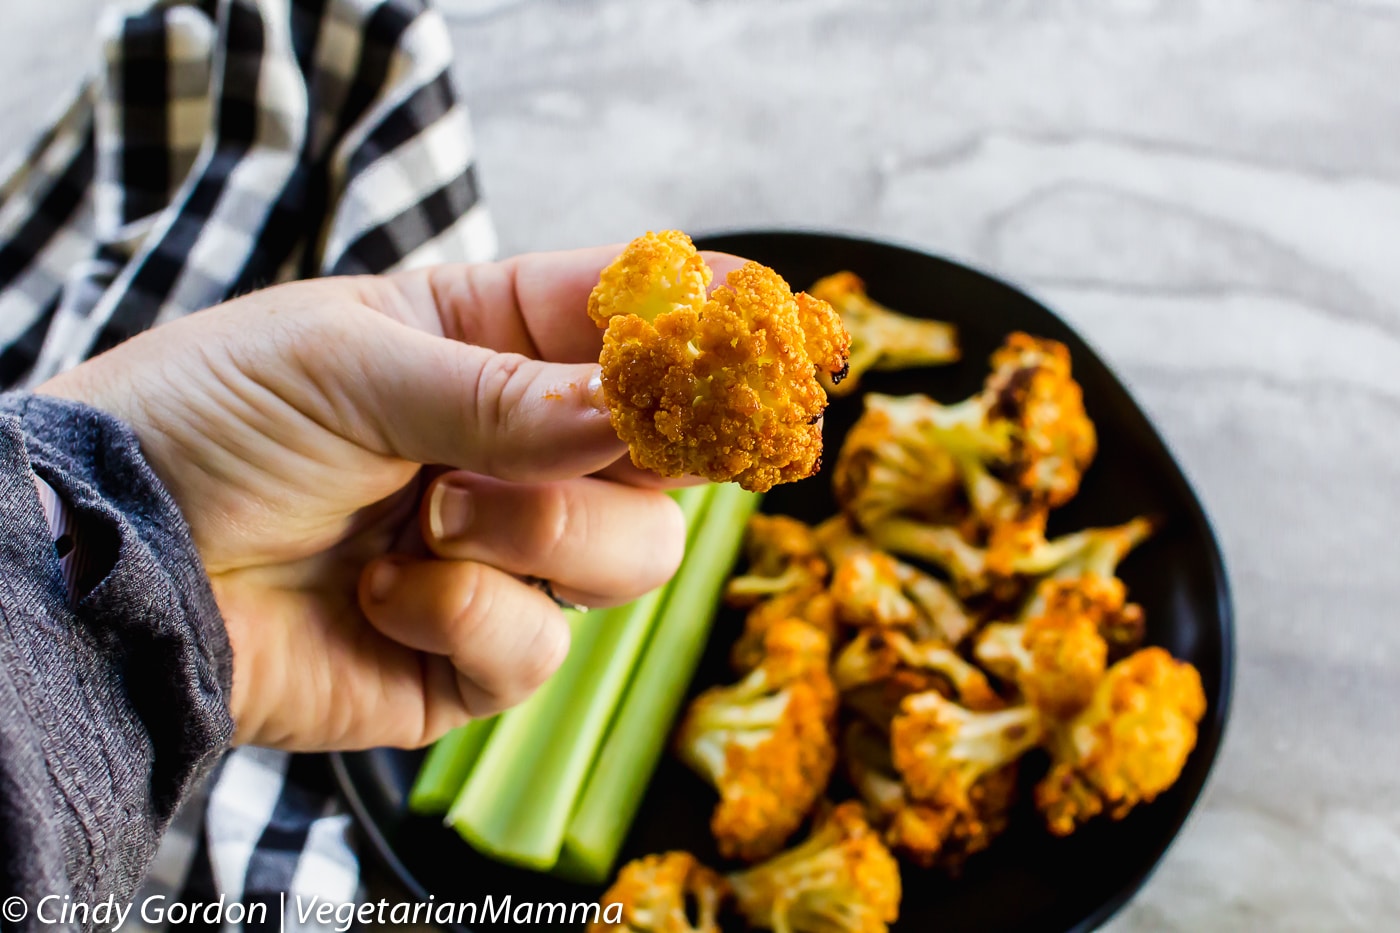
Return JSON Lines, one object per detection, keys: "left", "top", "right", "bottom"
{"left": 1035, "top": 647, "right": 1206, "bottom": 835}
{"left": 807, "top": 271, "right": 959, "bottom": 396}
{"left": 981, "top": 333, "right": 1097, "bottom": 515}
{"left": 675, "top": 620, "right": 838, "bottom": 860}
{"left": 729, "top": 801, "right": 901, "bottom": 933}
{"left": 832, "top": 393, "right": 965, "bottom": 534}
{"left": 592, "top": 851, "right": 728, "bottom": 933}
{"left": 834, "top": 333, "right": 1094, "bottom": 533}
{"left": 731, "top": 588, "right": 839, "bottom": 673}
{"left": 829, "top": 549, "right": 974, "bottom": 645}
{"left": 590, "top": 232, "right": 851, "bottom": 492}
{"left": 841, "top": 721, "right": 1012, "bottom": 870}
{"left": 890, "top": 691, "right": 1043, "bottom": 816}
{"left": 812, "top": 514, "right": 873, "bottom": 565}
{"left": 725, "top": 514, "right": 830, "bottom": 606}
{"left": 974, "top": 578, "right": 1124, "bottom": 718}
{"left": 873, "top": 515, "right": 1153, "bottom": 600}
{"left": 830, "top": 550, "right": 917, "bottom": 628}
{"left": 834, "top": 629, "right": 1002, "bottom": 718}
{"left": 1027, "top": 520, "right": 1154, "bottom": 650}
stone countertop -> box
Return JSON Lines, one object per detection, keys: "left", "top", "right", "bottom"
{"left": 5, "top": 1, "right": 1400, "bottom": 929}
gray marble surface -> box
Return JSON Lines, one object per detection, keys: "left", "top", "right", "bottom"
{"left": 5, "top": 1, "right": 1400, "bottom": 929}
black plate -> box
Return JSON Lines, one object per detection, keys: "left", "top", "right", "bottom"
{"left": 331, "top": 230, "right": 1234, "bottom": 932}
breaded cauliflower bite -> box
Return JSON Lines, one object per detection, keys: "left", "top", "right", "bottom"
{"left": 729, "top": 801, "right": 901, "bottom": 933}
{"left": 592, "top": 851, "right": 728, "bottom": 933}
{"left": 731, "top": 587, "right": 840, "bottom": 674}
{"left": 890, "top": 690, "right": 1043, "bottom": 816}
{"left": 1035, "top": 647, "right": 1206, "bottom": 835}
{"left": 589, "top": 232, "right": 851, "bottom": 492}
{"left": 675, "top": 620, "right": 839, "bottom": 861}
{"left": 725, "top": 514, "right": 830, "bottom": 606}
{"left": 974, "top": 578, "right": 1118, "bottom": 719}
{"left": 834, "top": 629, "right": 1002, "bottom": 717}
{"left": 828, "top": 549, "right": 974, "bottom": 645}
{"left": 726, "top": 514, "right": 840, "bottom": 672}
{"left": 841, "top": 720, "right": 1012, "bottom": 870}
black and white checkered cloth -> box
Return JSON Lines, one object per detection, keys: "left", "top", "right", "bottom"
{"left": 0, "top": 0, "right": 496, "bottom": 926}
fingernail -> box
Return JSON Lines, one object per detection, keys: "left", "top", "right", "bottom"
{"left": 429, "top": 481, "right": 475, "bottom": 541}
{"left": 367, "top": 561, "right": 399, "bottom": 602}
{"left": 587, "top": 368, "right": 607, "bottom": 411}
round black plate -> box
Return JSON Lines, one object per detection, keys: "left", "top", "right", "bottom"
{"left": 331, "top": 230, "right": 1234, "bottom": 932}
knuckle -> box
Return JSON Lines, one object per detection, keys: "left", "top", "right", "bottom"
{"left": 447, "top": 562, "right": 495, "bottom": 643}
{"left": 447, "top": 570, "right": 567, "bottom": 711}
{"left": 522, "top": 481, "right": 578, "bottom": 565}
{"left": 650, "top": 494, "right": 688, "bottom": 580}
{"left": 471, "top": 351, "right": 532, "bottom": 468}
{"left": 517, "top": 608, "right": 571, "bottom": 693}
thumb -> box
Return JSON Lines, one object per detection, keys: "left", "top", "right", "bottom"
{"left": 286, "top": 308, "right": 626, "bottom": 482}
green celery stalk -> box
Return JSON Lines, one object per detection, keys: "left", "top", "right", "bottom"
{"left": 407, "top": 716, "right": 497, "bottom": 815}
{"left": 446, "top": 485, "right": 714, "bottom": 869}
{"left": 556, "top": 482, "right": 761, "bottom": 883}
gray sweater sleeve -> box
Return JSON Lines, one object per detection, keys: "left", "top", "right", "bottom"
{"left": 0, "top": 393, "right": 233, "bottom": 917}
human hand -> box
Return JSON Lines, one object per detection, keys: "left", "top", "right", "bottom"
{"left": 38, "top": 246, "right": 741, "bottom": 751}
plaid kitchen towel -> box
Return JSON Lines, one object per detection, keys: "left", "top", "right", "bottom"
{"left": 0, "top": 0, "right": 496, "bottom": 927}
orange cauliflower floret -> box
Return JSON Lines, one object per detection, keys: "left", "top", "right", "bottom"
{"left": 807, "top": 271, "right": 959, "bottom": 396}
{"left": 730, "top": 588, "right": 839, "bottom": 674}
{"left": 834, "top": 629, "right": 1002, "bottom": 718}
{"left": 1035, "top": 647, "right": 1206, "bottom": 835}
{"left": 832, "top": 394, "right": 964, "bottom": 534}
{"left": 981, "top": 333, "right": 1097, "bottom": 517}
{"left": 842, "top": 721, "right": 1015, "bottom": 871}
{"left": 974, "top": 578, "right": 1122, "bottom": 718}
{"left": 592, "top": 851, "right": 728, "bottom": 933}
{"left": 890, "top": 691, "right": 1043, "bottom": 819}
{"left": 725, "top": 514, "right": 830, "bottom": 606}
{"left": 873, "top": 514, "right": 1153, "bottom": 601}
{"left": 725, "top": 513, "right": 839, "bottom": 671}
{"left": 590, "top": 231, "right": 851, "bottom": 492}
{"left": 830, "top": 550, "right": 917, "bottom": 628}
{"left": 834, "top": 333, "right": 1094, "bottom": 531}
{"left": 675, "top": 620, "right": 838, "bottom": 861}
{"left": 729, "top": 801, "right": 901, "bottom": 933}
{"left": 829, "top": 549, "right": 974, "bottom": 645}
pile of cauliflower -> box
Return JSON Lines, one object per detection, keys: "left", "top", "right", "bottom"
{"left": 591, "top": 258, "right": 1206, "bottom": 933}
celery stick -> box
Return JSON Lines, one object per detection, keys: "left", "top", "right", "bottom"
{"left": 556, "top": 483, "right": 761, "bottom": 883}
{"left": 407, "top": 716, "right": 497, "bottom": 815}
{"left": 446, "top": 486, "right": 714, "bottom": 870}
{"left": 445, "top": 607, "right": 607, "bottom": 867}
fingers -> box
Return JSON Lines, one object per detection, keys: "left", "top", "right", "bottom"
{"left": 358, "top": 556, "right": 571, "bottom": 719}
{"left": 422, "top": 472, "right": 687, "bottom": 606}
{"left": 383, "top": 247, "right": 751, "bottom": 362}
{"left": 267, "top": 307, "right": 625, "bottom": 482}
{"left": 592, "top": 456, "right": 708, "bottom": 490}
